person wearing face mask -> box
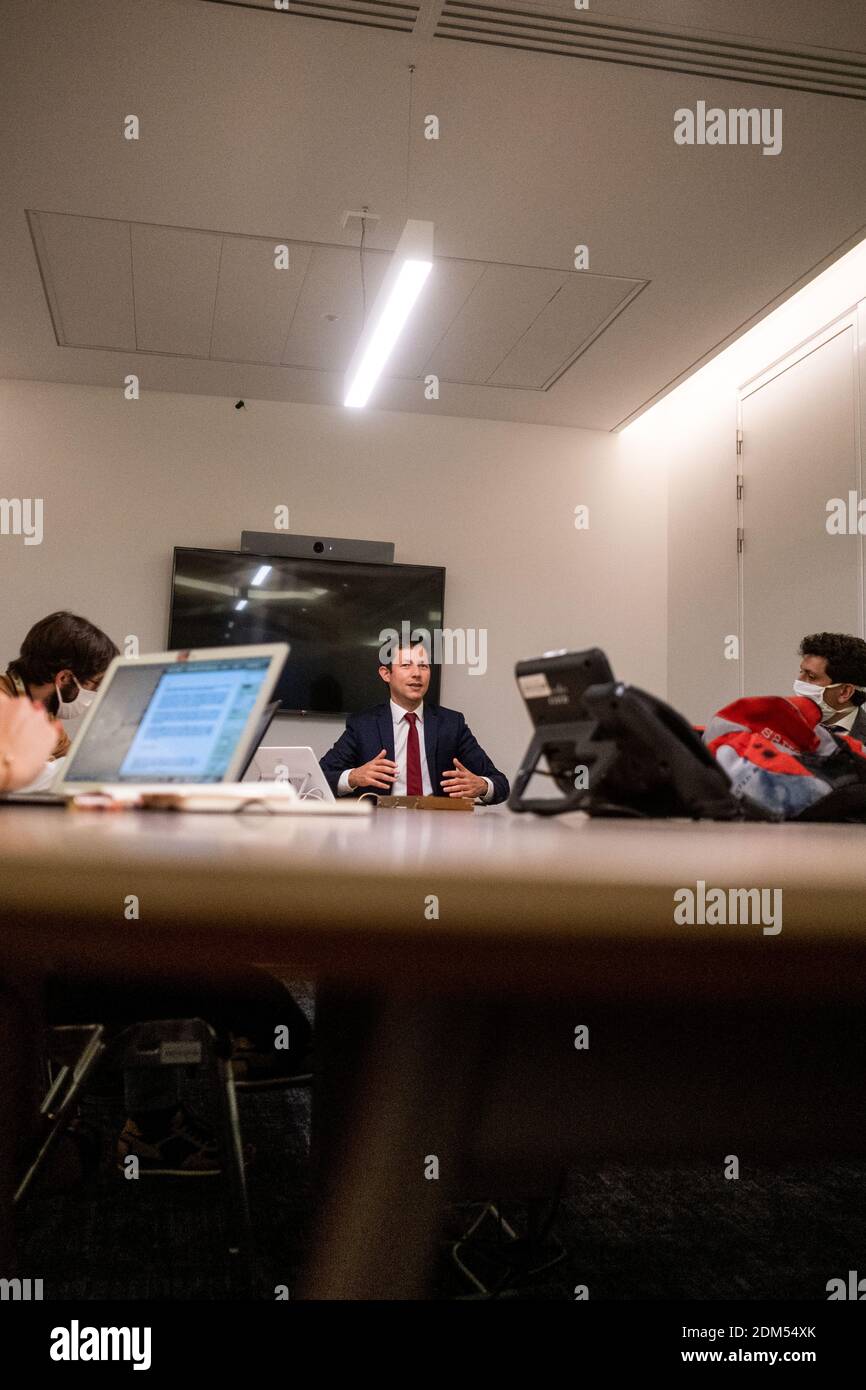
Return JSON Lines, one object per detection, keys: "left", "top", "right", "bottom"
{"left": 1, "top": 610, "right": 118, "bottom": 766}
{"left": 794, "top": 632, "right": 866, "bottom": 737}
{"left": 3, "top": 613, "right": 311, "bottom": 1175}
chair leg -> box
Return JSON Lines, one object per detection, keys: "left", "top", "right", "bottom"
{"left": 15, "top": 1025, "right": 105, "bottom": 1206}
{"left": 216, "top": 1056, "right": 255, "bottom": 1285}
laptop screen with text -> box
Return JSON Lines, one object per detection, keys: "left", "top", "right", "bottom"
{"left": 64, "top": 655, "right": 275, "bottom": 784}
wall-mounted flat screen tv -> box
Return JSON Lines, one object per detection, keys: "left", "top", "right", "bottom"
{"left": 168, "top": 547, "right": 446, "bottom": 715}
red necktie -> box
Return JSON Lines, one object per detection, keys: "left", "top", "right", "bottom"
{"left": 404, "top": 711, "right": 423, "bottom": 796}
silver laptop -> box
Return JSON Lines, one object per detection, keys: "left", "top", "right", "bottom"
{"left": 243, "top": 745, "right": 334, "bottom": 801}
{"left": 53, "top": 644, "right": 289, "bottom": 797}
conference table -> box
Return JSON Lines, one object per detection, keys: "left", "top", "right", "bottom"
{"left": 1, "top": 803, "right": 866, "bottom": 1298}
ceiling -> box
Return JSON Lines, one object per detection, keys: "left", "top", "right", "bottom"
{"left": 29, "top": 210, "right": 646, "bottom": 388}
{"left": 1, "top": 0, "right": 866, "bottom": 430}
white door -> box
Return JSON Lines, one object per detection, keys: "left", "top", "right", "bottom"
{"left": 739, "top": 317, "right": 863, "bottom": 695}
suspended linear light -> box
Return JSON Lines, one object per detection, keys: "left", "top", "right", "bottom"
{"left": 344, "top": 218, "right": 433, "bottom": 409}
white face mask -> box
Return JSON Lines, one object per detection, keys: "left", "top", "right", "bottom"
{"left": 792, "top": 679, "right": 852, "bottom": 722}
{"left": 793, "top": 679, "right": 829, "bottom": 702}
{"left": 55, "top": 675, "right": 96, "bottom": 723}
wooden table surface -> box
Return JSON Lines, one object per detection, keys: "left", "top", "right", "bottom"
{"left": 3, "top": 803, "right": 866, "bottom": 1297}
{"left": 1, "top": 805, "right": 866, "bottom": 994}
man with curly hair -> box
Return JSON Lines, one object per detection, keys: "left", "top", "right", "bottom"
{"left": 796, "top": 632, "right": 866, "bottom": 739}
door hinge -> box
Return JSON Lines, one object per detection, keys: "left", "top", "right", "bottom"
{"left": 737, "top": 527, "right": 744, "bottom": 554}
{"left": 736, "top": 428, "right": 743, "bottom": 456}
{"left": 736, "top": 473, "right": 744, "bottom": 500}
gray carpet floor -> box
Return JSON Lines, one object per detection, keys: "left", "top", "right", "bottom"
{"left": 16, "top": 1084, "right": 865, "bottom": 1300}
{"left": 16, "top": 981, "right": 865, "bottom": 1300}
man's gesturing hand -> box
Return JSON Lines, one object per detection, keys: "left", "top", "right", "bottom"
{"left": 348, "top": 749, "right": 397, "bottom": 791}
{"left": 441, "top": 758, "right": 487, "bottom": 800}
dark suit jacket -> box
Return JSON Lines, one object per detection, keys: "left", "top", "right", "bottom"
{"left": 849, "top": 705, "right": 866, "bottom": 743}
{"left": 320, "top": 702, "right": 509, "bottom": 804}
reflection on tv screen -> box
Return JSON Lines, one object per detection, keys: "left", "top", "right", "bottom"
{"left": 168, "top": 548, "right": 446, "bottom": 715}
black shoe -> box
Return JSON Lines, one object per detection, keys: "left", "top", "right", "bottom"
{"left": 116, "top": 1105, "right": 221, "bottom": 1176}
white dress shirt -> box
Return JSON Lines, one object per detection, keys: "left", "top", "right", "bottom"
{"left": 388, "top": 700, "right": 434, "bottom": 796}
{"left": 337, "top": 699, "right": 494, "bottom": 800}
{"left": 823, "top": 703, "right": 858, "bottom": 732}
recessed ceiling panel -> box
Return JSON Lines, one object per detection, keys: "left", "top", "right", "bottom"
{"left": 211, "top": 235, "right": 312, "bottom": 364}
{"left": 28, "top": 213, "right": 651, "bottom": 392}
{"left": 489, "top": 271, "right": 645, "bottom": 388}
{"left": 281, "top": 245, "right": 389, "bottom": 372}
{"left": 388, "top": 258, "right": 487, "bottom": 378}
{"left": 425, "top": 263, "right": 566, "bottom": 384}
{"left": 30, "top": 212, "right": 135, "bottom": 351}
{"left": 131, "top": 224, "right": 222, "bottom": 357}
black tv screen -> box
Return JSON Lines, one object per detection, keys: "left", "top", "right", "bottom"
{"left": 168, "top": 547, "right": 446, "bottom": 715}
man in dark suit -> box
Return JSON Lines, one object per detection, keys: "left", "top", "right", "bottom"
{"left": 320, "top": 641, "right": 509, "bottom": 803}
{"left": 796, "top": 633, "right": 866, "bottom": 738}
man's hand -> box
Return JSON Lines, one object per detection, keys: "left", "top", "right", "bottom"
{"left": 348, "top": 749, "right": 397, "bottom": 791}
{"left": 441, "top": 758, "right": 487, "bottom": 800}
{"left": 0, "top": 695, "right": 56, "bottom": 791}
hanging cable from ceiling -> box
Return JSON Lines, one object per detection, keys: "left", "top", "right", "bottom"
{"left": 357, "top": 63, "right": 416, "bottom": 329}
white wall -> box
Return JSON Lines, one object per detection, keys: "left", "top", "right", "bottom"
{"left": 667, "top": 389, "right": 742, "bottom": 723}
{"left": 626, "top": 246, "right": 866, "bottom": 726}
{"left": 0, "top": 379, "right": 667, "bottom": 778}
{"left": 632, "top": 386, "right": 740, "bottom": 724}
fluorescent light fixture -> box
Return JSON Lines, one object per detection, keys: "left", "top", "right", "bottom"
{"left": 235, "top": 599, "right": 248, "bottom": 611}
{"left": 344, "top": 218, "right": 433, "bottom": 409}
{"left": 250, "top": 565, "right": 272, "bottom": 587}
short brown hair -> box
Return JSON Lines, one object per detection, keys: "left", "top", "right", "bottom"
{"left": 800, "top": 632, "right": 866, "bottom": 701}
{"left": 8, "top": 611, "right": 118, "bottom": 686}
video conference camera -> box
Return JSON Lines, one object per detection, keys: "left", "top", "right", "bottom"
{"left": 240, "top": 531, "right": 395, "bottom": 564}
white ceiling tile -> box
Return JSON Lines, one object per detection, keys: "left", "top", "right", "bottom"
{"left": 210, "top": 235, "right": 312, "bottom": 364}
{"left": 425, "top": 264, "right": 567, "bottom": 384}
{"left": 131, "top": 224, "right": 222, "bottom": 356}
{"left": 489, "top": 272, "right": 645, "bottom": 389}
{"left": 281, "top": 245, "right": 389, "bottom": 372}
{"left": 34, "top": 212, "right": 135, "bottom": 350}
{"left": 388, "top": 258, "right": 487, "bottom": 378}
